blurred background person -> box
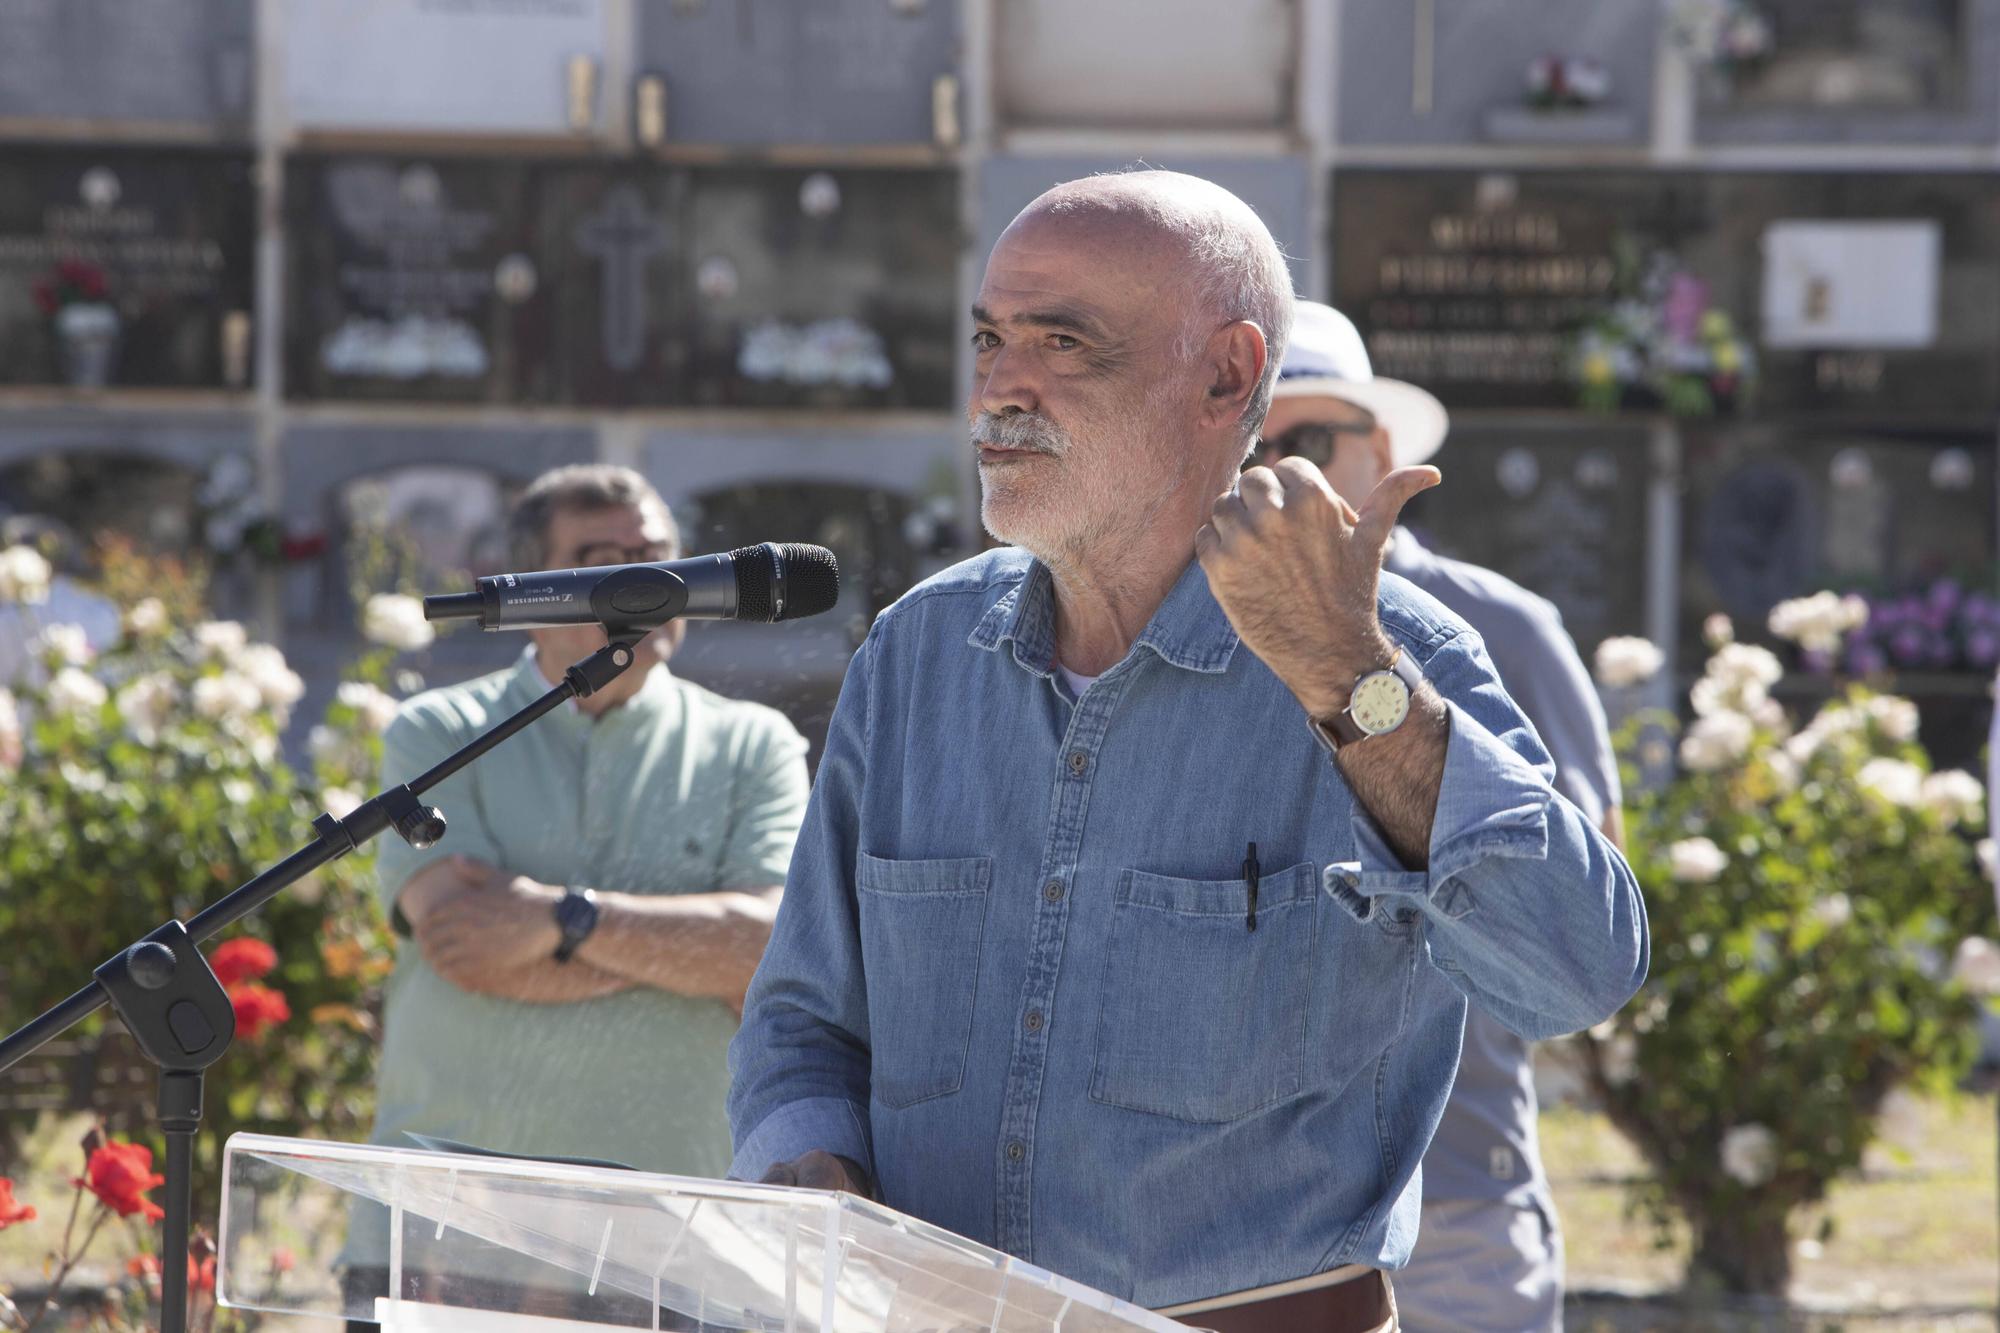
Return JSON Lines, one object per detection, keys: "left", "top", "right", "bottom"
{"left": 342, "top": 464, "right": 808, "bottom": 1324}
{"left": 1259, "top": 303, "right": 1624, "bottom": 1333}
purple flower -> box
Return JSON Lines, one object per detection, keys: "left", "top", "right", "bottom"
{"left": 1968, "top": 630, "right": 2000, "bottom": 668}
{"left": 1927, "top": 578, "right": 1963, "bottom": 616}
{"left": 1802, "top": 647, "right": 1834, "bottom": 674}
{"left": 1847, "top": 642, "right": 1889, "bottom": 676}
{"left": 1890, "top": 627, "right": 1927, "bottom": 665}
{"left": 1663, "top": 273, "right": 1709, "bottom": 345}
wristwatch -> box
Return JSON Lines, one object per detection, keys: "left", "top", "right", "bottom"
{"left": 552, "top": 887, "right": 600, "bottom": 963}
{"left": 1307, "top": 648, "right": 1424, "bottom": 754}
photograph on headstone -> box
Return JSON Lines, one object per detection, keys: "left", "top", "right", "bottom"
{"left": 0, "top": 148, "right": 255, "bottom": 389}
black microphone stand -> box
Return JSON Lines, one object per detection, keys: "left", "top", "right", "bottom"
{"left": 0, "top": 630, "right": 652, "bottom": 1333}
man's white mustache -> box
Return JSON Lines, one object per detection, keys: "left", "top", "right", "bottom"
{"left": 971, "top": 413, "right": 1066, "bottom": 455}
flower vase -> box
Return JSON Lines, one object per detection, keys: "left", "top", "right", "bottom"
{"left": 55, "top": 301, "right": 120, "bottom": 388}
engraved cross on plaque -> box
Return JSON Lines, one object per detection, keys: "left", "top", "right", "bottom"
{"left": 575, "top": 185, "right": 669, "bottom": 373}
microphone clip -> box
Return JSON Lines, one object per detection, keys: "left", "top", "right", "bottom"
{"left": 563, "top": 630, "right": 652, "bottom": 698}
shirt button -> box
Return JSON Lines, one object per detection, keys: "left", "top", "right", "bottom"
{"left": 1067, "top": 751, "right": 1089, "bottom": 777}
{"left": 1043, "top": 880, "right": 1066, "bottom": 903}
{"left": 1024, "top": 1009, "right": 1044, "bottom": 1032}
{"left": 1006, "top": 1141, "right": 1025, "bottom": 1162}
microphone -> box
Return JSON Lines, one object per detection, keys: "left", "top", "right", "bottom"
{"left": 423, "top": 542, "right": 840, "bottom": 631}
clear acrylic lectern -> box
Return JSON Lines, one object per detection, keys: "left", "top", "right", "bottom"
{"left": 219, "top": 1134, "right": 1189, "bottom": 1332}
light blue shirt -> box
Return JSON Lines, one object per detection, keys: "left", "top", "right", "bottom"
{"left": 727, "top": 549, "right": 1647, "bottom": 1308}
{"left": 1389, "top": 528, "right": 1621, "bottom": 1205}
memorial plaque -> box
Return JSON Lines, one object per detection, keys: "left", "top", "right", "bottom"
{"left": 638, "top": 0, "right": 958, "bottom": 145}
{"left": 1684, "top": 426, "right": 1994, "bottom": 641}
{"left": 678, "top": 167, "right": 958, "bottom": 409}
{"left": 0, "top": 0, "right": 252, "bottom": 129}
{"left": 285, "top": 156, "right": 539, "bottom": 403}
{"left": 289, "top": 157, "right": 960, "bottom": 408}
{"left": 994, "top": 0, "right": 1297, "bottom": 130}
{"left": 1398, "top": 423, "right": 1652, "bottom": 652}
{"left": 285, "top": 0, "right": 608, "bottom": 136}
{"left": 0, "top": 148, "right": 256, "bottom": 389}
{"left": 1332, "top": 169, "right": 2000, "bottom": 415}
{"left": 1336, "top": 0, "right": 1656, "bottom": 146}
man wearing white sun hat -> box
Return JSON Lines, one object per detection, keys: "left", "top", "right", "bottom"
{"left": 1260, "top": 301, "right": 1623, "bottom": 1333}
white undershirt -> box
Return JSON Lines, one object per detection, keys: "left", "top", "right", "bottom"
{"left": 1057, "top": 664, "right": 1100, "bottom": 698}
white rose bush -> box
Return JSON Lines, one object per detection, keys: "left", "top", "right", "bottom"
{"left": 1578, "top": 607, "right": 1995, "bottom": 1295}
{"left": 0, "top": 542, "right": 415, "bottom": 1200}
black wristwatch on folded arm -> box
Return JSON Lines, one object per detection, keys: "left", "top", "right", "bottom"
{"left": 551, "top": 886, "right": 600, "bottom": 963}
{"left": 1306, "top": 648, "right": 1425, "bottom": 755}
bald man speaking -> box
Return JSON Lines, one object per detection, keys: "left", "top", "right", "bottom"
{"left": 728, "top": 171, "right": 1647, "bottom": 1331}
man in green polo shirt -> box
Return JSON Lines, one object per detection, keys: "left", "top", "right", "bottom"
{"left": 360, "top": 462, "right": 807, "bottom": 1194}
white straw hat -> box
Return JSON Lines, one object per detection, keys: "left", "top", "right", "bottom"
{"left": 1270, "top": 301, "right": 1449, "bottom": 467}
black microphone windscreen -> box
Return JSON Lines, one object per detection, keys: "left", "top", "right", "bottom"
{"left": 774, "top": 543, "right": 840, "bottom": 622}
{"left": 727, "top": 543, "right": 841, "bottom": 623}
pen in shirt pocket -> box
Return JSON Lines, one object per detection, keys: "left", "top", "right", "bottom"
{"left": 1242, "top": 841, "right": 1259, "bottom": 932}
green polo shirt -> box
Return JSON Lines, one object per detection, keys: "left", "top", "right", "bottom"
{"left": 366, "top": 648, "right": 808, "bottom": 1179}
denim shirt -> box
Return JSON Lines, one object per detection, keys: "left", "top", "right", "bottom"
{"left": 728, "top": 549, "right": 1648, "bottom": 1309}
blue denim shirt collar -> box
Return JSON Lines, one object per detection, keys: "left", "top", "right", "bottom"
{"left": 966, "top": 555, "right": 1241, "bottom": 677}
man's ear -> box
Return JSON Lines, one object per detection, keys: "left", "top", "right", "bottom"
{"left": 1201, "top": 320, "right": 1269, "bottom": 421}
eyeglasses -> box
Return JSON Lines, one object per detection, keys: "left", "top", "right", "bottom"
{"left": 1253, "top": 417, "right": 1379, "bottom": 469}
{"left": 565, "top": 541, "right": 677, "bottom": 568}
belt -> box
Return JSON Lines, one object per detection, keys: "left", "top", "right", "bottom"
{"left": 1157, "top": 1265, "right": 1397, "bottom": 1333}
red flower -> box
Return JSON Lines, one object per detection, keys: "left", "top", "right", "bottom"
{"left": 78, "top": 1141, "right": 165, "bottom": 1220}
{"left": 209, "top": 937, "right": 277, "bottom": 987}
{"left": 0, "top": 1177, "right": 35, "bottom": 1228}
{"left": 128, "top": 1254, "right": 161, "bottom": 1279}
{"left": 189, "top": 1255, "right": 216, "bottom": 1293}
{"left": 271, "top": 1247, "right": 297, "bottom": 1273}
{"left": 30, "top": 279, "right": 56, "bottom": 316}
{"left": 229, "top": 982, "right": 291, "bottom": 1040}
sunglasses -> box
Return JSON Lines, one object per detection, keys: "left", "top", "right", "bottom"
{"left": 565, "top": 540, "right": 678, "bottom": 568}
{"left": 1253, "top": 416, "right": 1378, "bottom": 469}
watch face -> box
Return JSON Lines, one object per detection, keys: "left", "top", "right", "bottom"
{"left": 1349, "top": 671, "right": 1411, "bottom": 736}
{"left": 556, "top": 893, "right": 597, "bottom": 936}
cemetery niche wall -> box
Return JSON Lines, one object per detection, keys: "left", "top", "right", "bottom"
{"left": 286, "top": 155, "right": 958, "bottom": 409}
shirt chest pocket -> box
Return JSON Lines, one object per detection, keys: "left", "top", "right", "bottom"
{"left": 1090, "top": 863, "right": 1318, "bottom": 1124}
{"left": 856, "top": 851, "right": 993, "bottom": 1110}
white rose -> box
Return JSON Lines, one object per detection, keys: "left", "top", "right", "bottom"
{"left": 1703, "top": 613, "right": 1734, "bottom": 649}
{"left": 126, "top": 597, "right": 168, "bottom": 637}
{"left": 1857, "top": 757, "right": 1924, "bottom": 808}
{"left": 322, "top": 787, "right": 363, "bottom": 820}
{"left": 1713, "top": 642, "right": 1783, "bottom": 691}
{"left": 221, "top": 778, "right": 256, "bottom": 807}
{"left": 337, "top": 681, "right": 400, "bottom": 734}
{"left": 115, "top": 673, "right": 179, "bottom": 744}
{"left": 45, "top": 666, "right": 108, "bottom": 717}
{"left": 362, "top": 593, "right": 435, "bottom": 652}
{"left": 32, "top": 623, "right": 91, "bottom": 666}
{"left": 192, "top": 672, "right": 263, "bottom": 722}
{"left": 1719, "top": 1123, "right": 1779, "bottom": 1187}
{"left": 1808, "top": 893, "right": 1852, "bottom": 929}
{"left": 0, "top": 686, "right": 19, "bottom": 746}
{"left": 1679, "top": 711, "right": 1753, "bottom": 773}
{"left": 237, "top": 643, "right": 305, "bottom": 714}
{"left": 1839, "top": 594, "right": 1870, "bottom": 632}
{"left": 1950, "top": 937, "right": 2000, "bottom": 996}
{"left": 1669, "top": 836, "right": 1729, "bottom": 883}
{"left": 1768, "top": 591, "right": 1856, "bottom": 654}
{"left": 1765, "top": 750, "right": 1801, "bottom": 793}
{"left": 1919, "top": 770, "right": 1984, "bottom": 829}
{"left": 194, "top": 620, "right": 249, "bottom": 662}
{"left": 1979, "top": 838, "right": 1997, "bottom": 884}
{"left": 1594, "top": 636, "right": 1664, "bottom": 688}
{"left": 0, "top": 545, "right": 52, "bottom": 604}
{"left": 1864, "top": 696, "right": 1919, "bottom": 743}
